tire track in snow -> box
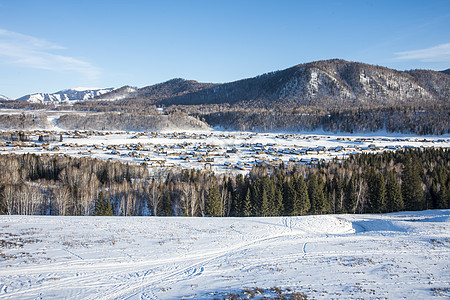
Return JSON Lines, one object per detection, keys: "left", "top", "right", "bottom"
{"left": 97, "top": 232, "right": 306, "bottom": 300}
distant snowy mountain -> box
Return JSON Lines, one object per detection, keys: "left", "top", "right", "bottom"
{"left": 0, "top": 94, "right": 10, "bottom": 101}
{"left": 16, "top": 87, "right": 115, "bottom": 103}
{"left": 93, "top": 85, "right": 138, "bottom": 101}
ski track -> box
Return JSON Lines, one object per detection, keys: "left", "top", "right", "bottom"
{"left": 0, "top": 212, "right": 449, "bottom": 299}
{"left": 98, "top": 232, "right": 303, "bottom": 300}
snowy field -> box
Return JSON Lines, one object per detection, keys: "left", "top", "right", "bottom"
{"left": 1, "top": 129, "right": 449, "bottom": 174}
{"left": 0, "top": 210, "right": 449, "bottom": 299}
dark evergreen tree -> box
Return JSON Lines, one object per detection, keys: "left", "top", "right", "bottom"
{"left": 402, "top": 157, "right": 424, "bottom": 210}
{"left": 206, "top": 184, "right": 223, "bottom": 217}
{"left": 243, "top": 187, "right": 252, "bottom": 217}
{"left": 345, "top": 175, "right": 357, "bottom": 213}
{"left": 386, "top": 171, "right": 404, "bottom": 212}
{"left": 308, "top": 174, "right": 326, "bottom": 214}
{"left": 274, "top": 189, "right": 284, "bottom": 216}
{"left": 367, "top": 169, "right": 386, "bottom": 213}
{"left": 162, "top": 191, "right": 172, "bottom": 216}
{"left": 283, "top": 180, "right": 296, "bottom": 215}
{"left": 260, "top": 189, "right": 269, "bottom": 217}
{"left": 93, "top": 191, "right": 113, "bottom": 216}
{"left": 294, "top": 175, "right": 310, "bottom": 215}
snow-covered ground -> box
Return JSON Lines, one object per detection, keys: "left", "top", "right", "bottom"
{"left": 1, "top": 129, "right": 449, "bottom": 175}
{"left": 0, "top": 210, "right": 449, "bottom": 299}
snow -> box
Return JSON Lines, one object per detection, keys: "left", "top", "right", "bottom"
{"left": 15, "top": 88, "right": 115, "bottom": 103}
{"left": 1, "top": 127, "right": 448, "bottom": 175}
{"left": 0, "top": 210, "right": 449, "bottom": 299}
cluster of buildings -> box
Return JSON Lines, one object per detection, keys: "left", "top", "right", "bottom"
{"left": 0, "top": 130, "right": 448, "bottom": 174}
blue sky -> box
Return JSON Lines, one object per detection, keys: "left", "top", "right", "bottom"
{"left": 0, "top": 0, "right": 449, "bottom": 98}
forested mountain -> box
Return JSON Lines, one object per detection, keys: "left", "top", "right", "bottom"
{"left": 158, "top": 60, "right": 449, "bottom": 107}
{"left": 95, "top": 78, "right": 217, "bottom": 103}
{"left": 441, "top": 68, "right": 450, "bottom": 75}
{"left": 90, "top": 59, "right": 449, "bottom": 108}
{"left": 406, "top": 69, "right": 450, "bottom": 101}
{"left": 7, "top": 60, "right": 449, "bottom": 109}
{"left": 2, "top": 60, "right": 448, "bottom": 135}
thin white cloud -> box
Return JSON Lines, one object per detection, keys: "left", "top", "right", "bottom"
{"left": 0, "top": 28, "right": 100, "bottom": 79}
{"left": 395, "top": 43, "right": 450, "bottom": 62}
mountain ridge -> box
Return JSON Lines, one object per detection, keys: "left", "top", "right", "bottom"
{"left": 98, "top": 59, "right": 449, "bottom": 108}
{"left": 8, "top": 59, "right": 450, "bottom": 107}
{"left": 94, "top": 78, "right": 217, "bottom": 103}
{"left": 15, "top": 87, "right": 115, "bottom": 103}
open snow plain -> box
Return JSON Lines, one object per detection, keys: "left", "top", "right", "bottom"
{"left": 0, "top": 210, "right": 449, "bottom": 299}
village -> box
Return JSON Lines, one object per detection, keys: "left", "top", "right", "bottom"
{"left": 0, "top": 129, "right": 449, "bottom": 174}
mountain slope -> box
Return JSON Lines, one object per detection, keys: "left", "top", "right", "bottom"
{"left": 407, "top": 69, "right": 450, "bottom": 101}
{"left": 93, "top": 86, "right": 138, "bottom": 101}
{"left": 17, "top": 87, "right": 115, "bottom": 103}
{"left": 159, "top": 59, "right": 449, "bottom": 107}
{"left": 0, "top": 94, "right": 10, "bottom": 101}
{"left": 95, "top": 78, "right": 217, "bottom": 103}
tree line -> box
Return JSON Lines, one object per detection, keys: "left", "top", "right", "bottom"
{"left": 199, "top": 105, "right": 449, "bottom": 135}
{"left": 0, "top": 148, "right": 448, "bottom": 216}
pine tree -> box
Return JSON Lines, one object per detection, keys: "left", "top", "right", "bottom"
{"left": 308, "top": 174, "right": 325, "bottom": 214}
{"left": 367, "top": 169, "right": 386, "bottom": 213}
{"left": 243, "top": 187, "right": 252, "bottom": 217}
{"left": 345, "top": 175, "right": 357, "bottom": 213}
{"left": 230, "top": 174, "right": 244, "bottom": 216}
{"left": 386, "top": 171, "right": 404, "bottom": 212}
{"left": 274, "top": 189, "right": 284, "bottom": 216}
{"left": 93, "top": 191, "right": 113, "bottom": 216}
{"left": 402, "top": 157, "right": 424, "bottom": 211}
{"left": 283, "top": 180, "right": 296, "bottom": 215}
{"left": 162, "top": 191, "right": 172, "bottom": 216}
{"left": 436, "top": 170, "right": 449, "bottom": 209}
{"left": 104, "top": 197, "right": 114, "bottom": 216}
{"left": 260, "top": 189, "right": 269, "bottom": 217}
{"left": 206, "top": 184, "right": 223, "bottom": 217}
{"left": 294, "top": 175, "right": 310, "bottom": 215}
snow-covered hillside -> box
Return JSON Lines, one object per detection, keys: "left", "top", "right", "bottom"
{"left": 0, "top": 210, "right": 448, "bottom": 299}
{"left": 0, "top": 95, "right": 10, "bottom": 101}
{"left": 15, "top": 87, "right": 115, "bottom": 103}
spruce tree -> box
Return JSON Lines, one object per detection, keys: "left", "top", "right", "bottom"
{"left": 104, "top": 197, "right": 114, "bottom": 216}
{"left": 283, "top": 180, "right": 296, "bottom": 215}
{"left": 402, "top": 158, "right": 424, "bottom": 210}
{"left": 386, "top": 171, "right": 404, "bottom": 212}
{"left": 93, "top": 191, "right": 113, "bottom": 216}
{"left": 162, "top": 191, "right": 172, "bottom": 216}
{"left": 345, "top": 175, "right": 357, "bottom": 213}
{"left": 206, "top": 184, "right": 223, "bottom": 217}
{"left": 308, "top": 174, "right": 326, "bottom": 214}
{"left": 93, "top": 192, "right": 105, "bottom": 216}
{"left": 243, "top": 187, "right": 252, "bottom": 217}
{"left": 274, "top": 189, "right": 284, "bottom": 216}
{"left": 294, "top": 175, "right": 310, "bottom": 215}
{"left": 260, "top": 189, "right": 269, "bottom": 217}
{"left": 437, "top": 172, "right": 449, "bottom": 209}
{"left": 367, "top": 169, "right": 386, "bottom": 213}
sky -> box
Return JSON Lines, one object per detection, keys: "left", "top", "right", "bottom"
{"left": 0, "top": 0, "right": 449, "bottom": 99}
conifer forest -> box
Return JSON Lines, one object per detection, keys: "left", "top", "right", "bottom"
{"left": 1, "top": 148, "right": 448, "bottom": 217}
